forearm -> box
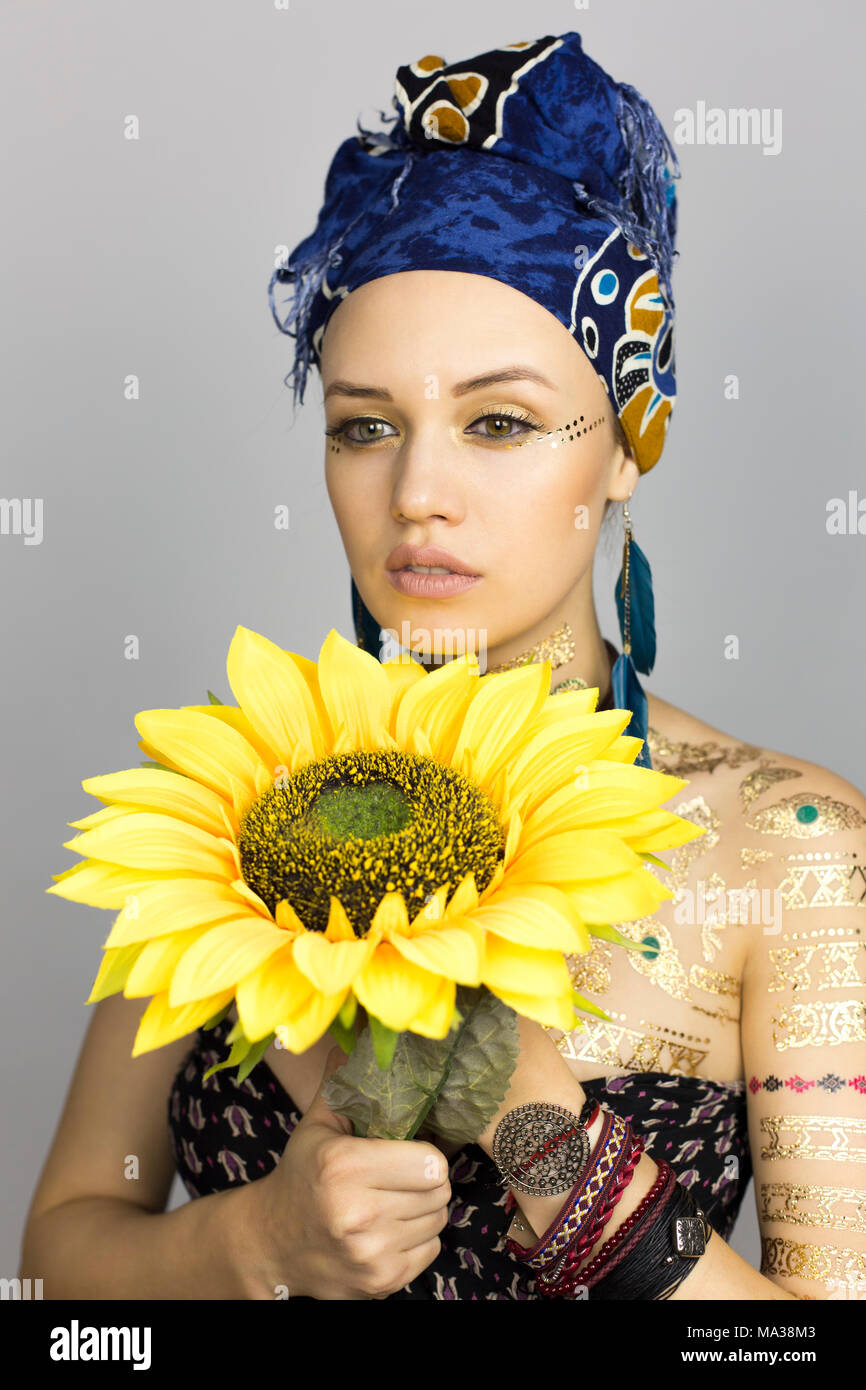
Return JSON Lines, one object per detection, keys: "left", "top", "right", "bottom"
{"left": 477, "top": 1017, "right": 797, "bottom": 1300}
{"left": 19, "top": 1182, "right": 269, "bottom": 1301}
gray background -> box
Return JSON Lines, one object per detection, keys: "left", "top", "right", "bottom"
{"left": 2, "top": 0, "right": 863, "bottom": 1284}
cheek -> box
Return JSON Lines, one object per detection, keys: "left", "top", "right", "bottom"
{"left": 324, "top": 459, "right": 376, "bottom": 554}
{"left": 483, "top": 453, "right": 606, "bottom": 576}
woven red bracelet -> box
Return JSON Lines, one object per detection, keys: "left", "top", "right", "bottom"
{"left": 536, "top": 1129, "right": 645, "bottom": 1293}
{"left": 556, "top": 1159, "right": 677, "bottom": 1296}
{"left": 552, "top": 1131, "right": 646, "bottom": 1278}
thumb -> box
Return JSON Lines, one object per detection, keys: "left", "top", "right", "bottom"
{"left": 301, "top": 1045, "right": 354, "bottom": 1134}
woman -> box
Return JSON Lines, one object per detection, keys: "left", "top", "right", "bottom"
{"left": 20, "top": 31, "right": 866, "bottom": 1302}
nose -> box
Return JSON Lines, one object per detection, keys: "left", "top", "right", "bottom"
{"left": 389, "top": 428, "right": 466, "bottom": 527}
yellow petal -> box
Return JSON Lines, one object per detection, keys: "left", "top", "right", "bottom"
{"left": 47, "top": 861, "right": 189, "bottom": 909}
{"left": 353, "top": 942, "right": 442, "bottom": 1032}
{"left": 80, "top": 768, "right": 234, "bottom": 839}
{"left": 517, "top": 764, "right": 689, "bottom": 853}
{"left": 275, "top": 988, "right": 349, "bottom": 1054}
{"left": 275, "top": 898, "right": 306, "bottom": 932}
{"left": 316, "top": 628, "right": 391, "bottom": 749}
{"left": 168, "top": 920, "right": 291, "bottom": 1005}
{"left": 407, "top": 976, "right": 457, "bottom": 1039}
{"left": 225, "top": 626, "right": 328, "bottom": 766}
{"left": 624, "top": 814, "right": 707, "bottom": 853}
{"left": 134, "top": 707, "right": 268, "bottom": 804}
{"left": 386, "top": 925, "right": 481, "bottom": 985}
{"left": 484, "top": 985, "right": 576, "bottom": 1031}
{"left": 393, "top": 653, "right": 479, "bottom": 763}
{"left": 282, "top": 649, "right": 335, "bottom": 749}
{"left": 184, "top": 703, "right": 281, "bottom": 776}
{"left": 603, "top": 735, "right": 644, "bottom": 765}
{"left": 63, "top": 812, "right": 235, "bottom": 878}
{"left": 443, "top": 873, "right": 480, "bottom": 919}
{"left": 235, "top": 943, "right": 315, "bottom": 1041}
{"left": 369, "top": 890, "right": 411, "bottom": 937}
{"left": 506, "top": 829, "right": 640, "bottom": 885}
{"left": 291, "top": 930, "right": 376, "bottom": 994}
{"left": 123, "top": 923, "right": 217, "bottom": 997}
{"left": 131, "top": 988, "right": 235, "bottom": 1056}
{"left": 382, "top": 653, "right": 428, "bottom": 728}
{"left": 103, "top": 880, "right": 263, "bottom": 948}
{"left": 86, "top": 943, "right": 148, "bottom": 1002}
{"left": 506, "top": 710, "right": 633, "bottom": 818}
{"left": 480, "top": 934, "right": 572, "bottom": 996}
{"left": 568, "top": 867, "right": 673, "bottom": 923}
{"left": 67, "top": 805, "right": 141, "bottom": 831}
{"left": 469, "top": 885, "right": 590, "bottom": 954}
{"left": 451, "top": 662, "right": 550, "bottom": 788}
{"left": 324, "top": 896, "right": 359, "bottom": 942}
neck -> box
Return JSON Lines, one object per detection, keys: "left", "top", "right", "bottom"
{"left": 454, "top": 586, "right": 614, "bottom": 703}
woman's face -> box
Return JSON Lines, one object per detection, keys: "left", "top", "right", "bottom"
{"left": 320, "top": 270, "right": 638, "bottom": 663}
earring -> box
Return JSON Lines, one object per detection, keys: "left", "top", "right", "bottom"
{"left": 611, "top": 497, "right": 656, "bottom": 770}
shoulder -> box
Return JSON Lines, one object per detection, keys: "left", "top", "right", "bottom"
{"left": 645, "top": 688, "right": 866, "bottom": 968}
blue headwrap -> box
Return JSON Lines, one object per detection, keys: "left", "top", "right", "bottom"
{"left": 268, "top": 31, "right": 681, "bottom": 766}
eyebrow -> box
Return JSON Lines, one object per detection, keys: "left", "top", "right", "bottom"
{"left": 323, "top": 365, "right": 558, "bottom": 401}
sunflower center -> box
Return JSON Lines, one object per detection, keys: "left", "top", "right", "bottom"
{"left": 309, "top": 780, "right": 412, "bottom": 839}
{"left": 237, "top": 749, "right": 504, "bottom": 937}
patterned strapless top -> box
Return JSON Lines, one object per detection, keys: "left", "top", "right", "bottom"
{"left": 168, "top": 1016, "right": 752, "bottom": 1301}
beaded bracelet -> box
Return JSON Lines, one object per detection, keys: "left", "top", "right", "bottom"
{"left": 589, "top": 1177, "right": 713, "bottom": 1300}
{"left": 554, "top": 1159, "right": 676, "bottom": 1297}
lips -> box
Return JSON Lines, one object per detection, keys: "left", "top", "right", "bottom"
{"left": 385, "top": 543, "right": 480, "bottom": 576}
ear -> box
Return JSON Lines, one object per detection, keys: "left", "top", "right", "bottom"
{"left": 608, "top": 452, "right": 639, "bottom": 504}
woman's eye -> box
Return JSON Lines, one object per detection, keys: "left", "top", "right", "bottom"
{"left": 467, "top": 412, "right": 538, "bottom": 440}
{"left": 334, "top": 418, "right": 399, "bottom": 444}
{"left": 325, "top": 410, "right": 541, "bottom": 446}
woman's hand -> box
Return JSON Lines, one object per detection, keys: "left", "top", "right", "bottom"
{"left": 250, "top": 1048, "right": 452, "bottom": 1300}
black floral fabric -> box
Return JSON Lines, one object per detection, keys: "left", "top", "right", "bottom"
{"left": 168, "top": 1016, "right": 752, "bottom": 1300}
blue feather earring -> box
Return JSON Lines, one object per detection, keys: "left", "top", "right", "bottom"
{"left": 612, "top": 498, "right": 656, "bottom": 770}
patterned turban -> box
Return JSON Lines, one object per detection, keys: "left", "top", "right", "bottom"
{"left": 269, "top": 30, "right": 681, "bottom": 474}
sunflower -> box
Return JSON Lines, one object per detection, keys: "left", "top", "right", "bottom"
{"left": 48, "top": 626, "right": 703, "bottom": 1066}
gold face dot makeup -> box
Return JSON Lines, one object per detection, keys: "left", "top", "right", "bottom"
{"left": 504, "top": 413, "right": 606, "bottom": 449}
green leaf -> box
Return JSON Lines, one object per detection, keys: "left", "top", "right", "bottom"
{"left": 235, "top": 1033, "right": 275, "bottom": 1084}
{"left": 338, "top": 995, "right": 357, "bottom": 1030}
{"left": 202, "top": 1001, "right": 233, "bottom": 1030}
{"left": 207, "top": 690, "right": 225, "bottom": 705}
{"left": 570, "top": 988, "right": 611, "bottom": 1022}
{"left": 328, "top": 1014, "right": 357, "bottom": 1055}
{"left": 320, "top": 986, "right": 519, "bottom": 1144}
{"left": 639, "top": 851, "right": 671, "bottom": 871}
{"left": 369, "top": 1014, "right": 399, "bottom": 1069}
{"left": 422, "top": 988, "right": 519, "bottom": 1144}
{"left": 585, "top": 919, "right": 655, "bottom": 953}
{"left": 203, "top": 1033, "right": 252, "bottom": 1082}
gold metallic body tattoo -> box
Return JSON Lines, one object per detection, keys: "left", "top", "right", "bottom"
{"left": 646, "top": 730, "right": 762, "bottom": 777}
{"left": 485, "top": 620, "right": 576, "bottom": 675}
{"left": 738, "top": 761, "right": 803, "bottom": 811}
{"left": 767, "top": 942, "right": 866, "bottom": 993}
{"left": 760, "top": 1182, "right": 866, "bottom": 1233}
{"left": 552, "top": 1016, "right": 709, "bottom": 1076}
{"left": 772, "top": 999, "right": 866, "bottom": 1052}
{"left": 746, "top": 792, "right": 866, "bottom": 839}
{"left": 760, "top": 1114, "right": 866, "bottom": 1163}
{"left": 775, "top": 854, "right": 866, "bottom": 910}
{"left": 761, "top": 1236, "right": 866, "bottom": 1283}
